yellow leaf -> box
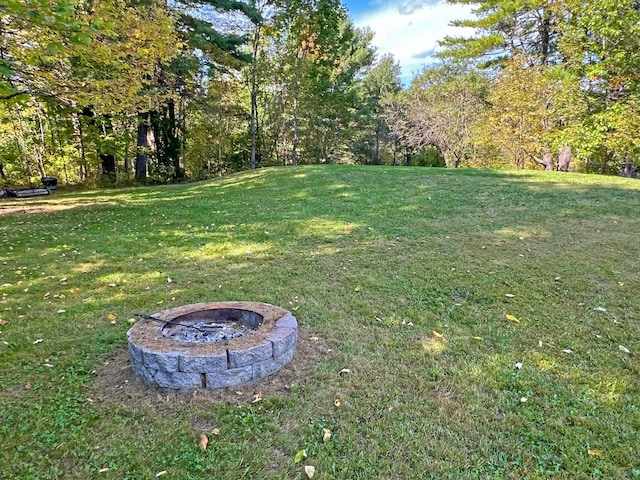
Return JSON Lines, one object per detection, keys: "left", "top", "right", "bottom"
{"left": 354, "top": 285, "right": 362, "bottom": 292}
{"left": 334, "top": 398, "right": 341, "bottom": 407}
{"left": 432, "top": 331, "right": 444, "bottom": 338}
{"left": 471, "top": 336, "right": 484, "bottom": 341}
{"left": 199, "top": 433, "right": 208, "bottom": 450}
{"left": 587, "top": 449, "right": 601, "bottom": 456}
{"left": 505, "top": 314, "right": 520, "bottom": 323}
{"left": 322, "top": 428, "right": 331, "bottom": 442}
{"left": 106, "top": 313, "right": 117, "bottom": 320}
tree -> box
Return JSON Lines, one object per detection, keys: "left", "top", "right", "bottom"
{"left": 387, "top": 63, "right": 488, "bottom": 168}
{"left": 353, "top": 54, "right": 402, "bottom": 165}
{"left": 439, "top": 0, "right": 561, "bottom": 67}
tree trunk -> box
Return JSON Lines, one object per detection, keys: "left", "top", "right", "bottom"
{"left": 541, "top": 152, "right": 554, "bottom": 170}
{"left": 557, "top": 146, "right": 571, "bottom": 171}
{"left": 167, "top": 99, "right": 181, "bottom": 179}
{"left": 291, "top": 95, "right": 299, "bottom": 166}
{"left": 34, "top": 102, "right": 48, "bottom": 178}
{"left": 135, "top": 112, "right": 150, "bottom": 181}
{"left": 373, "top": 116, "right": 382, "bottom": 165}
{"left": 70, "top": 110, "right": 87, "bottom": 183}
{"left": 99, "top": 117, "right": 116, "bottom": 178}
{"left": 250, "top": 23, "right": 260, "bottom": 170}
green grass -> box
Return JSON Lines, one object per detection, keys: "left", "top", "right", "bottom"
{"left": 1, "top": 165, "right": 639, "bottom": 479}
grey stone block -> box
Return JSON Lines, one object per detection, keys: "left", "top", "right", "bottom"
{"left": 275, "top": 313, "right": 298, "bottom": 329}
{"left": 253, "top": 348, "right": 295, "bottom": 380}
{"left": 277, "top": 344, "right": 295, "bottom": 365}
{"left": 179, "top": 352, "right": 227, "bottom": 373}
{"left": 154, "top": 370, "right": 202, "bottom": 390}
{"left": 128, "top": 340, "right": 143, "bottom": 364}
{"left": 228, "top": 341, "right": 273, "bottom": 368}
{"left": 143, "top": 350, "right": 180, "bottom": 372}
{"left": 268, "top": 328, "right": 298, "bottom": 357}
{"left": 206, "top": 366, "right": 253, "bottom": 389}
{"left": 132, "top": 362, "right": 158, "bottom": 386}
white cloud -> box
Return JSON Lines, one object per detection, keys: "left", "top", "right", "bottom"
{"left": 353, "top": 1, "right": 474, "bottom": 83}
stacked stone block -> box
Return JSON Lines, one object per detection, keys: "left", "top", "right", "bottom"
{"left": 127, "top": 304, "right": 298, "bottom": 392}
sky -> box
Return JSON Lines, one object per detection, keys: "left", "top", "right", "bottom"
{"left": 343, "top": 0, "right": 474, "bottom": 83}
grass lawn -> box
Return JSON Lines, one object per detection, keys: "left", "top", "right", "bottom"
{"left": 1, "top": 165, "right": 639, "bottom": 479}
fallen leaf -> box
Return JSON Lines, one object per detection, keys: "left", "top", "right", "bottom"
{"left": 505, "top": 314, "right": 520, "bottom": 323}
{"left": 619, "top": 345, "right": 631, "bottom": 354}
{"left": 25, "top": 382, "right": 31, "bottom": 389}
{"left": 32, "top": 338, "right": 43, "bottom": 344}
{"left": 338, "top": 368, "right": 351, "bottom": 375}
{"left": 199, "top": 433, "right": 208, "bottom": 450}
{"left": 294, "top": 449, "right": 307, "bottom": 463}
{"left": 304, "top": 465, "right": 316, "bottom": 478}
{"left": 471, "top": 336, "right": 483, "bottom": 341}
{"left": 235, "top": 391, "right": 244, "bottom": 396}
{"left": 562, "top": 349, "right": 573, "bottom": 354}
{"left": 212, "top": 428, "right": 220, "bottom": 435}
{"left": 167, "top": 277, "right": 172, "bottom": 283}
{"left": 514, "top": 362, "right": 523, "bottom": 370}
{"left": 587, "top": 449, "right": 602, "bottom": 456}
{"left": 354, "top": 285, "right": 362, "bottom": 292}
{"left": 106, "top": 313, "right": 117, "bottom": 320}
{"left": 60, "top": 277, "right": 67, "bottom": 282}
{"left": 43, "top": 363, "right": 54, "bottom": 367}
{"left": 594, "top": 306, "right": 607, "bottom": 312}
{"left": 57, "top": 309, "right": 66, "bottom": 314}
{"left": 0, "top": 320, "right": 7, "bottom": 325}
{"left": 520, "top": 397, "right": 528, "bottom": 403}
{"left": 432, "top": 331, "right": 444, "bottom": 338}
{"left": 322, "top": 428, "right": 331, "bottom": 442}
{"left": 505, "top": 293, "right": 516, "bottom": 298}
{"left": 98, "top": 468, "right": 109, "bottom": 473}
{"left": 334, "top": 398, "right": 341, "bottom": 407}
{"left": 252, "top": 391, "right": 263, "bottom": 403}
{"left": 108, "top": 283, "right": 117, "bottom": 287}
{"left": 155, "top": 471, "right": 168, "bottom": 477}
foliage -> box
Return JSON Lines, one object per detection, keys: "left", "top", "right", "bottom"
{"left": 438, "top": 0, "right": 640, "bottom": 172}
{"left": 387, "top": 63, "right": 489, "bottom": 168}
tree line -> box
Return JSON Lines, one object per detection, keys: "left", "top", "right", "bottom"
{"left": 1, "top": 0, "right": 638, "bottom": 186}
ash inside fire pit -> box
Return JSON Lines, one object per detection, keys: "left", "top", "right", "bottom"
{"left": 162, "top": 308, "right": 263, "bottom": 343}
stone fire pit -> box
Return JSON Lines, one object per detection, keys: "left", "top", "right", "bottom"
{"left": 126, "top": 302, "right": 298, "bottom": 392}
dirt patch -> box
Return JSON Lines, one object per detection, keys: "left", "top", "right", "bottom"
{"left": 93, "top": 325, "right": 332, "bottom": 410}
{"left": 0, "top": 201, "right": 76, "bottom": 217}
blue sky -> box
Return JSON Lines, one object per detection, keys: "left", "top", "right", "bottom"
{"left": 343, "top": 0, "right": 473, "bottom": 83}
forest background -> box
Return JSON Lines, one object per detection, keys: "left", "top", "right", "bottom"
{"left": 1, "top": 0, "right": 639, "bottom": 187}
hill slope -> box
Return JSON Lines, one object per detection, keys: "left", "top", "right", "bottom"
{"left": 1, "top": 166, "right": 640, "bottom": 478}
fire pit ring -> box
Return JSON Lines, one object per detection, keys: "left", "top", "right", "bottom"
{"left": 126, "top": 302, "right": 298, "bottom": 392}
